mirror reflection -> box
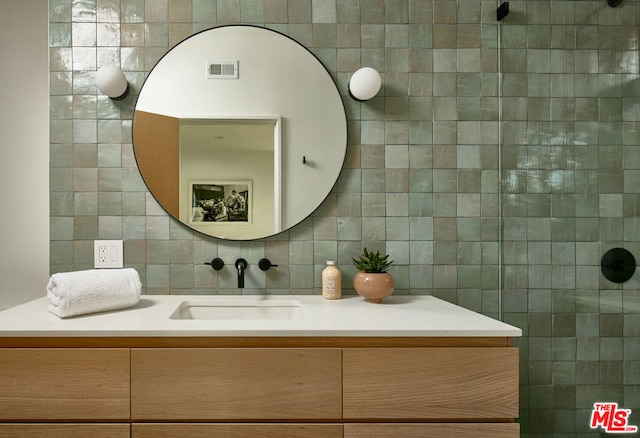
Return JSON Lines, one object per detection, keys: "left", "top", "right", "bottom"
{"left": 180, "top": 118, "right": 280, "bottom": 239}
{"left": 133, "top": 25, "right": 347, "bottom": 240}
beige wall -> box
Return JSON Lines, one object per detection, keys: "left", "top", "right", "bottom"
{"left": 0, "top": 0, "right": 50, "bottom": 310}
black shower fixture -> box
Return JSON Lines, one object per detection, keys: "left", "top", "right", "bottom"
{"left": 601, "top": 248, "right": 636, "bottom": 283}
{"left": 607, "top": 0, "right": 621, "bottom": 7}
{"left": 496, "top": 2, "right": 509, "bottom": 21}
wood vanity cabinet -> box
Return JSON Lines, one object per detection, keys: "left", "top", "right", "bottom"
{"left": 0, "top": 337, "right": 519, "bottom": 438}
{"left": 343, "top": 347, "right": 519, "bottom": 420}
{"left": 132, "top": 423, "right": 343, "bottom": 438}
{"left": 0, "top": 348, "right": 130, "bottom": 421}
{"left": 0, "top": 424, "right": 130, "bottom": 438}
{"left": 130, "top": 348, "right": 342, "bottom": 420}
{"left": 0, "top": 348, "right": 131, "bottom": 437}
{"left": 341, "top": 345, "right": 519, "bottom": 438}
{"left": 343, "top": 423, "right": 520, "bottom": 437}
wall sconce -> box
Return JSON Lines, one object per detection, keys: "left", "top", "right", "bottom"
{"left": 348, "top": 67, "right": 381, "bottom": 101}
{"left": 96, "top": 65, "right": 129, "bottom": 100}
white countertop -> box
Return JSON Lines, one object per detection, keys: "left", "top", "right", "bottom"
{"left": 0, "top": 295, "right": 521, "bottom": 337}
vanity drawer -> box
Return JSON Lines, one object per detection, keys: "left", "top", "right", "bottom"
{"left": 131, "top": 348, "right": 342, "bottom": 420}
{"left": 344, "top": 423, "right": 519, "bottom": 437}
{"left": 132, "top": 423, "right": 343, "bottom": 438}
{"left": 343, "top": 347, "right": 519, "bottom": 420}
{"left": 0, "top": 424, "right": 130, "bottom": 438}
{"left": 0, "top": 349, "right": 130, "bottom": 420}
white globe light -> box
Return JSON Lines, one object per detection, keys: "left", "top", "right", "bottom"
{"left": 96, "top": 65, "right": 129, "bottom": 99}
{"left": 349, "top": 67, "right": 381, "bottom": 101}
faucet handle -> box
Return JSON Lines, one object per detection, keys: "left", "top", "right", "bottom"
{"left": 205, "top": 257, "right": 225, "bottom": 270}
{"left": 258, "top": 258, "right": 278, "bottom": 271}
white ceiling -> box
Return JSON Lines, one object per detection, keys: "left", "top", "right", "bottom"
{"left": 179, "top": 119, "right": 275, "bottom": 153}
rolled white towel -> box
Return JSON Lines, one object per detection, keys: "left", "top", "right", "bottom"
{"left": 47, "top": 268, "right": 141, "bottom": 318}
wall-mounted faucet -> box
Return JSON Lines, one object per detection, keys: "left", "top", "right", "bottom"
{"left": 206, "top": 258, "right": 278, "bottom": 289}
{"left": 235, "top": 258, "right": 248, "bottom": 288}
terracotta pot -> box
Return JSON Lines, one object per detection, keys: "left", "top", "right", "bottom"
{"left": 353, "top": 272, "right": 394, "bottom": 304}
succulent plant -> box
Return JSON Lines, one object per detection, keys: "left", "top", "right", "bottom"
{"left": 352, "top": 248, "right": 393, "bottom": 273}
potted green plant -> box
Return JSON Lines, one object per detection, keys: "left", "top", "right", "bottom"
{"left": 352, "top": 248, "right": 394, "bottom": 303}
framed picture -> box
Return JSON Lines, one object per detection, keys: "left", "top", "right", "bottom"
{"left": 189, "top": 181, "right": 252, "bottom": 225}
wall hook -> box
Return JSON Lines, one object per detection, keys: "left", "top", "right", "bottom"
{"left": 302, "top": 156, "right": 306, "bottom": 164}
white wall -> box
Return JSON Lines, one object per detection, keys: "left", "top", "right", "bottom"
{"left": 180, "top": 148, "right": 275, "bottom": 239}
{"left": 0, "top": 0, "right": 50, "bottom": 310}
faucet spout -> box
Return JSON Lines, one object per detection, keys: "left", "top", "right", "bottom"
{"left": 235, "top": 258, "right": 248, "bottom": 288}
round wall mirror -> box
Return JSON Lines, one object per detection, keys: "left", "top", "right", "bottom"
{"left": 133, "top": 25, "right": 347, "bottom": 240}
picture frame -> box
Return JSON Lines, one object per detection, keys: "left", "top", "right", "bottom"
{"left": 189, "top": 181, "right": 252, "bottom": 225}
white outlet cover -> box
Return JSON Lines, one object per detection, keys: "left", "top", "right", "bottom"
{"left": 94, "top": 240, "right": 124, "bottom": 269}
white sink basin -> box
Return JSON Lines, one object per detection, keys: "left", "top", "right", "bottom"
{"left": 169, "top": 300, "right": 309, "bottom": 320}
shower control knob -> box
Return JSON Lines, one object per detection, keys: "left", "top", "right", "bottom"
{"left": 258, "top": 258, "right": 278, "bottom": 271}
{"left": 205, "top": 257, "right": 225, "bottom": 271}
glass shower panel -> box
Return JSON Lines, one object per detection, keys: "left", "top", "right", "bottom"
{"left": 499, "top": 0, "right": 640, "bottom": 435}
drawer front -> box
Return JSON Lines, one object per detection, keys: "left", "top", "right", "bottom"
{"left": 0, "top": 349, "right": 130, "bottom": 420}
{"left": 343, "top": 347, "right": 518, "bottom": 420}
{"left": 131, "top": 348, "right": 342, "bottom": 420}
{"left": 0, "top": 424, "right": 130, "bottom": 438}
{"left": 344, "top": 423, "right": 519, "bottom": 438}
{"left": 133, "top": 423, "right": 343, "bottom": 438}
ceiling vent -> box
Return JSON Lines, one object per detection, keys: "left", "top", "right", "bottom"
{"left": 207, "top": 61, "right": 238, "bottom": 79}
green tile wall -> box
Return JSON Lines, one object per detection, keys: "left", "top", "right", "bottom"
{"left": 49, "top": 0, "right": 640, "bottom": 435}
{"left": 500, "top": 1, "right": 640, "bottom": 435}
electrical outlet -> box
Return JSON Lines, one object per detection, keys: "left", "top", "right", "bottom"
{"left": 99, "top": 245, "right": 108, "bottom": 263}
{"left": 94, "top": 240, "right": 123, "bottom": 269}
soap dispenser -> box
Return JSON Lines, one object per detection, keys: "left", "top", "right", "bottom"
{"left": 322, "top": 261, "right": 341, "bottom": 300}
